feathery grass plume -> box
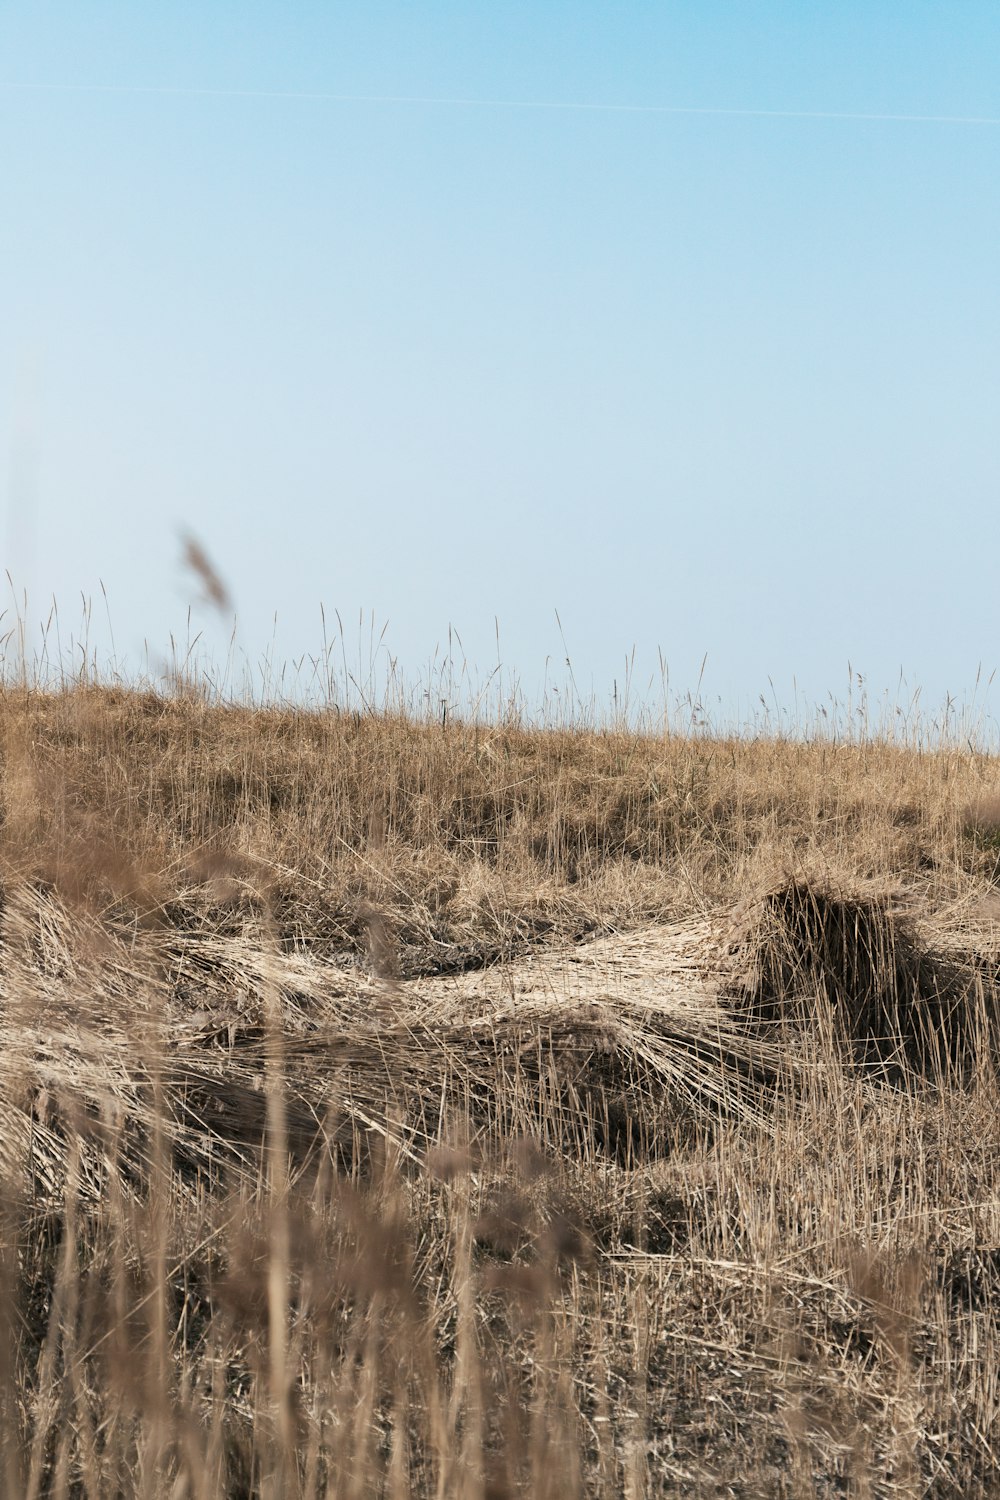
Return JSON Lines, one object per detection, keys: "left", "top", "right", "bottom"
{"left": 180, "top": 532, "right": 232, "bottom": 615}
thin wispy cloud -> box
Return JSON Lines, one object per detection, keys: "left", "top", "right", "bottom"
{"left": 2, "top": 81, "right": 999, "bottom": 127}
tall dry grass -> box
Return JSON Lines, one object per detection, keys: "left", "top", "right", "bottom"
{"left": 2, "top": 672, "right": 1000, "bottom": 1495}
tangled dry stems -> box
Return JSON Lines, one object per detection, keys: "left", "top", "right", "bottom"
{"left": 3, "top": 684, "right": 1000, "bottom": 1495}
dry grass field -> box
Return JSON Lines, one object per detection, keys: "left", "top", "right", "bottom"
{"left": 4, "top": 678, "right": 1000, "bottom": 1496}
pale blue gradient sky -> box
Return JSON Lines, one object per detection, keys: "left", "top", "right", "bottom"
{"left": 2, "top": 3, "right": 999, "bottom": 719}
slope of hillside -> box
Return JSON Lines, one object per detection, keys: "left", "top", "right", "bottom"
{"left": 3, "top": 685, "right": 1000, "bottom": 1497}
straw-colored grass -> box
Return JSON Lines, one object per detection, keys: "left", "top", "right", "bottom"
{"left": 4, "top": 680, "right": 1000, "bottom": 1496}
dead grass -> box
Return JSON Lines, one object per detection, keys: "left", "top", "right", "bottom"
{"left": 3, "top": 682, "right": 1000, "bottom": 1494}
{"left": 732, "top": 879, "right": 991, "bottom": 1078}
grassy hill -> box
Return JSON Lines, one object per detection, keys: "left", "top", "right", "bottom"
{"left": 3, "top": 683, "right": 1000, "bottom": 1496}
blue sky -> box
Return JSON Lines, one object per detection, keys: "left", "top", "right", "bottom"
{"left": 1, "top": 3, "right": 999, "bottom": 721}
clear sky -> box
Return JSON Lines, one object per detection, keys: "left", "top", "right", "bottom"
{"left": 2, "top": 3, "right": 999, "bottom": 723}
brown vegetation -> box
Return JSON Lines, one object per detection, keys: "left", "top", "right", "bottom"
{"left": 3, "top": 682, "right": 1000, "bottom": 1495}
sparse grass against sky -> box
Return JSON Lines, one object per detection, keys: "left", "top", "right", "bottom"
{"left": 2, "top": 3, "right": 999, "bottom": 717}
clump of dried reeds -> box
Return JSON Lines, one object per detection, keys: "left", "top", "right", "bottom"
{"left": 733, "top": 879, "right": 991, "bottom": 1077}
{"left": 0, "top": 879, "right": 787, "bottom": 1214}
